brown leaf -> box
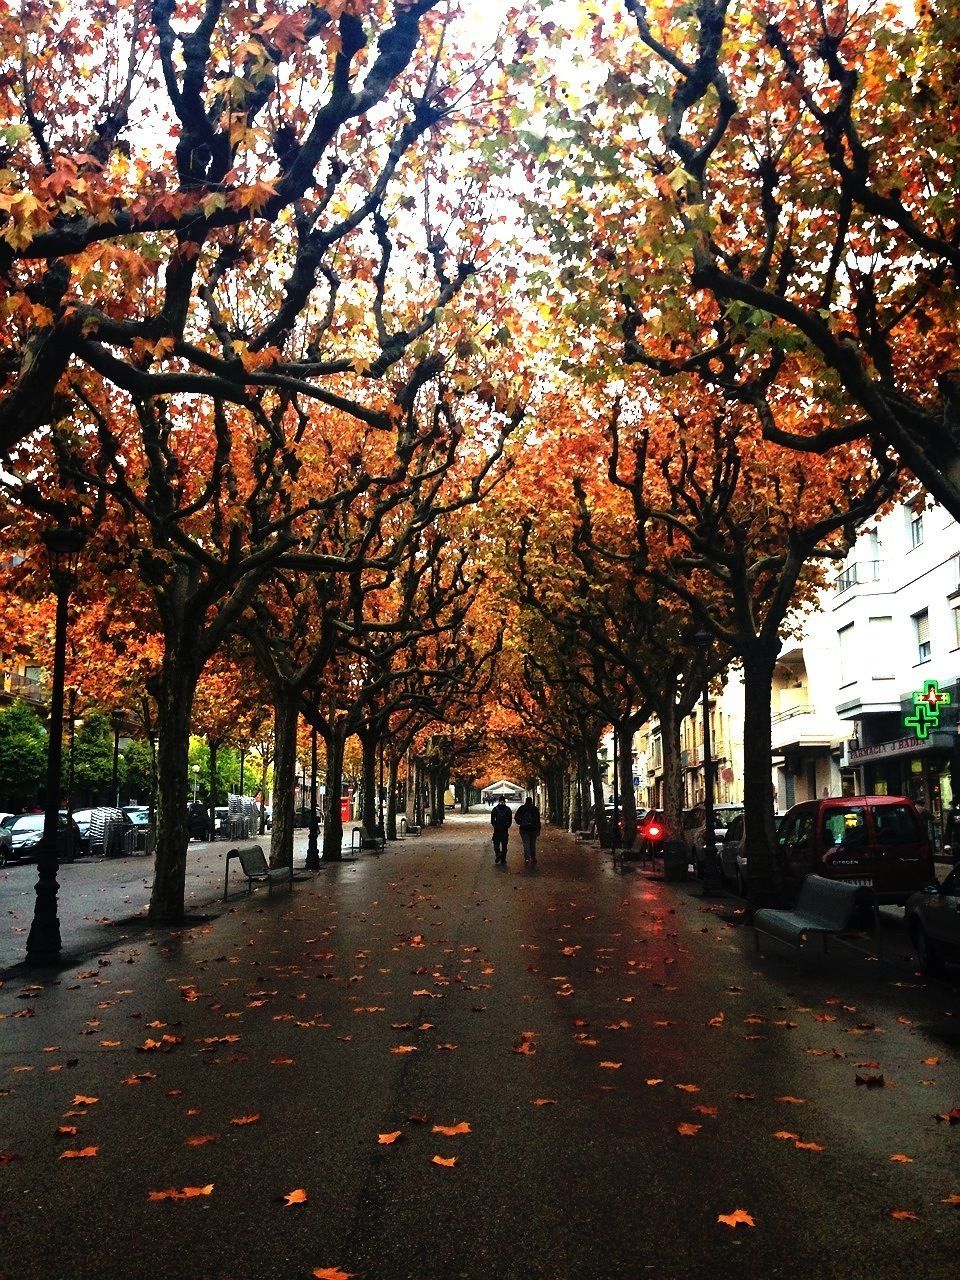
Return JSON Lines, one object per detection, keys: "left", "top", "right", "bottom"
{"left": 675, "top": 1084, "right": 700, "bottom": 1093}
{"left": 532, "top": 1098, "right": 557, "bottom": 1106}
{"left": 406, "top": 1112, "right": 430, "bottom": 1124}
{"left": 889, "top": 1209, "right": 919, "bottom": 1221}
{"left": 890, "top": 1154, "right": 913, "bottom": 1163}
{"left": 59, "top": 1147, "right": 98, "bottom": 1159}
{"left": 717, "top": 1209, "right": 755, "bottom": 1229}
{"left": 431, "top": 1155, "right": 457, "bottom": 1167}
{"left": 775, "top": 1096, "right": 806, "bottom": 1105}
{"left": 677, "top": 1123, "right": 701, "bottom": 1136}
{"left": 71, "top": 1095, "right": 98, "bottom": 1106}
{"left": 433, "top": 1121, "right": 471, "bottom": 1136}
{"left": 185, "top": 1135, "right": 217, "bottom": 1147}
{"left": 794, "top": 1141, "right": 825, "bottom": 1152}
{"left": 390, "top": 1045, "right": 418, "bottom": 1055}
{"left": 598, "top": 1061, "right": 622, "bottom": 1070}
{"left": 773, "top": 1131, "right": 801, "bottom": 1142}
{"left": 56, "top": 1125, "right": 78, "bottom": 1137}
{"left": 922, "top": 1057, "right": 940, "bottom": 1067}
{"left": 941, "top": 1194, "right": 960, "bottom": 1206}
{"left": 229, "top": 1114, "right": 260, "bottom": 1126}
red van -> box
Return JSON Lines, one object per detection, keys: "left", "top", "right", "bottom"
{"left": 776, "top": 795, "right": 935, "bottom": 905}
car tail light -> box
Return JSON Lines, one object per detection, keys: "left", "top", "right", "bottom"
{"left": 647, "top": 824, "right": 663, "bottom": 840}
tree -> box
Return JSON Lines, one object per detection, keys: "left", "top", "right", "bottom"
{"left": 0, "top": 700, "right": 47, "bottom": 810}
{"left": 71, "top": 709, "right": 117, "bottom": 805}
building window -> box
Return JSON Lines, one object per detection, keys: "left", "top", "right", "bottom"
{"left": 869, "top": 617, "right": 894, "bottom": 677}
{"left": 838, "top": 623, "right": 855, "bottom": 685}
{"left": 914, "top": 609, "right": 931, "bottom": 663}
{"left": 909, "top": 505, "right": 924, "bottom": 549}
{"left": 953, "top": 603, "right": 960, "bottom": 650}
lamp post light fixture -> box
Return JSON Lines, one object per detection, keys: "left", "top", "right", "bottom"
{"left": 110, "top": 706, "right": 125, "bottom": 807}
{"left": 191, "top": 762, "right": 200, "bottom": 804}
{"left": 26, "top": 521, "right": 87, "bottom": 964}
{"left": 694, "top": 630, "right": 721, "bottom": 895}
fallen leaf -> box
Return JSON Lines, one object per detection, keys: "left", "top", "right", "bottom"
{"left": 645, "top": 1078, "right": 664, "bottom": 1087}
{"left": 312, "top": 1269, "right": 356, "bottom": 1280}
{"left": 270, "top": 1057, "right": 295, "bottom": 1066}
{"left": 675, "top": 1084, "right": 700, "bottom": 1093}
{"left": 941, "top": 1194, "right": 960, "bottom": 1206}
{"left": 433, "top": 1122, "right": 471, "bottom": 1136}
{"left": 890, "top": 1209, "right": 919, "bottom": 1221}
{"left": 406, "top": 1112, "right": 430, "bottom": 1124}
{"left": 693, "top": 1105, "right": 718, "bottom": 1116}
{"left": 431, "top": 1155, "right": 457, "bottom": 1167}
{"left": 677, "top": 1123, "right": 701, "bottom": 1136}
{"left": 890, "top": 1154, "right": 913, "bottom": 1164}
{"left": 391, "top": 1045, "right": 418, "bottom": 1055}
{"left": 284, "top": 1189, "right": 308, "bottom": 1206}
{"left": 148, "top": 1185, "right": 214, "bottom": 1201}
{"left": 773, "top": 1131, "right": 801, "bottom": 1142}
{"left": 229, "top": 1114, "right": 260, "bottom": 1126}
{"left": 922, "top": 1057, "right": 940, "bottom": 1067}
{"left": 377, "top": 1131, "right": 403, "bottom": 1145}
{"left": 532, "top": 1098, "right": 557, "bottom": 1106}
{"left": 59, "top": 1147, "right": 98, "bottom": 1159}
{"left": 598, "top": 1061, "right": 622, "bottom": 1070}
{"left": 71, "top": 1095, "right": 98, "bottom": 1107}
{"left": 717, "top": 1209, "right": 755, "bottom": 1229}
{"left": 185, "top": 1135, "right": 217, "bottom": 1147}
{"left": 56, "top": 1125, "right": 78, "bottom": 1137}
{"left": 775, "top": 1096, "right": 805, "bottom": 1105}
{"left": 794, "top": 1141, "right": 825, "bottom": 1152}
{"left": 512, "top": 1041, "right": 536, "bottom": 1056}
{"left": 935, "top": 1107, "right": 960, "bottom": 1125}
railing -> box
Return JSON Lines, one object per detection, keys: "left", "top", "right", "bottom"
{"left": 834, "top": 559, "right": 882, "bottom": 594}
{"left": 772, "top": 704, "right": 815, "bottom": 724}
{"left": 1, "top": 670, "right": 49, "bottom": 702}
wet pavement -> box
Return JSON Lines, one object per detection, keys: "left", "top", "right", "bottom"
{"left": 0, "top": 815, "right": 957, "bottom": 1279}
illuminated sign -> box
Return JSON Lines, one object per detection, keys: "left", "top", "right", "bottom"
{"left": 904, "top": 679, "right": 951, "bottom": 741}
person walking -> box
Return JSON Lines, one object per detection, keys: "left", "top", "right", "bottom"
{"left": 515, "top": 796, "right": 541, "bottom": 865}
{"left": 490, "top": 797, "right": 513, "bottom": 865}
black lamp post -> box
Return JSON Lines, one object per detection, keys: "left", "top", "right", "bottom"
{"left": 66, "top": 687, "right": 78, "bottom": 861}
{"left": 377, "top": 737, "right": 385, "bottom": 837}
{"left": 110, "top": 706, "right": 125, "bottom": 807}
{"left": 694, "top": 631, "right": 721, "bottom": 894}
{"left": 27, "top": 522, "right": 86, "bottom": 963}
{"left": 306, "top": 725, "right": 320, "bottom": 869}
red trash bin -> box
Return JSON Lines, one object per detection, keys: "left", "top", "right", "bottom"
{"left": 340, "top": 795, "right": 352, "bottom": 823}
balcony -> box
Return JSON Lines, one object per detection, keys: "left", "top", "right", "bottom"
{"left": 1, "top": 670, "right": 49, "bottom": 706}
{"left": 834, "top": 559, "right": 882, "bottom": 595}
{"left": 771, "top": 704, "right": 837, "bottom": 753}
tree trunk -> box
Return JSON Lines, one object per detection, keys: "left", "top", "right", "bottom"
{"left": 322, "top": 725, "right": 346, "bottom": 861}
{"left": 741, "top": 641, "right": 783, "bottom": 908}
{"left": 148, "top": 655, "right": 200, "bottom": 923}
{"left": 269, "top": 690, "right": 298, "bottom": 870}
{"left": 386, "top": 756, "right": 400, "bottom": 839}
{"left": 359, "top": 728, "right": 377, "bottom": 831}
{"left": 588, "top": 751, "right": 605, "bottom": 841}
{"left": 659, "top": 698, "right": 686, "bottom": 880}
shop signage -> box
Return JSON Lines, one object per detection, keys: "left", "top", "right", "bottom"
{"left": 904, "top": 678, "right": 951, "bottom": 741}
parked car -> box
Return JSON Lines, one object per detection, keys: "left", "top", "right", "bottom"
{"left": 718, "top": 811, "right": 786, "bottom": 895}
{"left": 122, "top": 805, "right": 151, "bottom": 827}
{"left": 906, "top": 864, "right": 960, "bottom": 974}
{"left": 776, "top": 795, "right": 934, "bottom": 905}
{"left": 636, "top": 809, "right": 667, "bottom": 858}
{"left": 603, "top": 804, "right": 647, "bottom": 849}
{"left": 2, "top": 811, "right": 82, "bottom": 863}
{"left": 683, "top": 803, "right": 744, "bottom": 877}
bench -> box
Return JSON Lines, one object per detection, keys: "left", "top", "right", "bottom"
{"left": 754, "top": 874, "right": 880, "bottom": 964}
{"left": 575, "top": 822, "right": 597, "bottom": 844}
{"left": 223, "top": 844, "right": 293, "bottom": 899}
{"left": 351, "top": 825, "right": 385, "bottom": 855}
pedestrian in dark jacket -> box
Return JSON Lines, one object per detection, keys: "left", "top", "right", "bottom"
{"left": 515, "top": 797, "right": 541, "bottom": 865}
{"left": 490, "top": 798, "right": 512, "bottom": 865}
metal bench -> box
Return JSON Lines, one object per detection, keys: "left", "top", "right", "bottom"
{"left": 754, "top": 874, "right": 880, "bottom": 964}
{"left": 223, "top": 844, "right": 293, "bottom": 899}
{"left": 575, "top": 822, "right": 597, "bottom": 844}
{"left": 351, "top": 825, "right": 385, "bottom": 855}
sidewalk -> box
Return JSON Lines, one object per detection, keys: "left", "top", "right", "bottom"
{"left": 1, "top": 816, "right": 957, "bottom": 1280}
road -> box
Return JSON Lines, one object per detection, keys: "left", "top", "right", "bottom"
{"left": 0, "top": 815, "right": 957, "bottom": 1279}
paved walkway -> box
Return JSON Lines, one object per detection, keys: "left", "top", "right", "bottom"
{"left": 1, "top": 817, "right": 957, "bottom": 1279}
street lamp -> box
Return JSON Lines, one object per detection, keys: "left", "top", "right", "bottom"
{"left": 110, "top": 706, "right": 125, "bottom": 807}
{"left": 27, "top": 521, "right": 86, "bottom": 963}
{"left": 191, "top": 763, "right": 200, "bottom": 803}
{"left": 694, "top": 630, "right": 721, "bottom": 895}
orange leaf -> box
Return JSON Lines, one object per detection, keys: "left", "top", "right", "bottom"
{"left": 71, "top": 1095, "right": 98, "bottom": 1106}
{"left": 531, "top": 1098, "right": 557, "bottom": 1106}
{"left": 512, "top": 1041, "right": 536, "bottom": 1056}
{"left": 675, "top": 1084, "right": 699, "bottom": 1093}
{"left": 147, "top": 1185, "right": 214, "bottom": 1201}
{"left": 677, "top": 1123, "right": 701, "bottom": 1136}
{"left": 922, "top": 1057, "right": 940, "bottom": 1066}
{"left": 229, "top": 1114, "right": 260, "bottom": 1126}
{"left": 890, "top": 1209, "right": 919, "bottom": 1221}
{"left": 59, "top": 1146, "right": 98, "bottom": 1159}
{"left": 284, "top": 1189, "right": 308, "bottom": 1206}
{"left": 645, "top": 1078, "right": 664, "bottom": 1087}
{"left": 773, "top": 1131, "right": 800, "bottom": 1142}
{"left": 890, "top": 1154, "right": 913, "bottom": 1163}
{"left": 391, "top": 1046, "right": 418, "bottom": 1055}
{"left": 432, "top": 1122, "right": 471, "bottom": 1136}
{"left": 598, "top": 1061, "right": 622, "bottom": 1070}
{"left": 312, "top": 1270, "right": 356, "bottom": 1280}
{"left": 941, "top": 1194, "right": 960, "bottom": 1206}
{"left": 431, "top": 1155, "right": 457, "bottom": 1167}
{"left": 794, "top": 1141, "right": 825, "bottom": 1152}
{"left": 271, "top": 1057, "right": 295, "bottom": 1066}
{"left": 378, "top": 1131, "right": 403, "bottom": 1145}
{"left": 775, "top": 1096, "right": 806, "bottom": 1104}
{"left": 717, "top": 1209, "right": 755, "bottom": 1229}
{"left": 186, "top": 1135, "right": 217, "bottom": 1147}
{"left": 56, "top": 1125, "right": 78, "bottom": 1137}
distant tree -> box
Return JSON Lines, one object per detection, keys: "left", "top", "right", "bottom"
{"left": 0, "top": 700, "right": 47, "bottom": 810}
{"left": 122, "top": 739, "right": 153, "bottom": 805}
{"left": 71, "top": 709, "right": 117, "bottom": 805}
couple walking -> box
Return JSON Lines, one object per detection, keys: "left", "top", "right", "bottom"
{"left": 490, "top": 796, "right": 541, "bottom": 866}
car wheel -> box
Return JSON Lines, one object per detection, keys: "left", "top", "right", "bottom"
{"left": 910, "top": 921, "right": 945, "bottom": 976}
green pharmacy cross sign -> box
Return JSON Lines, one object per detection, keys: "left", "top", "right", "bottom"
{"left": 904, "top": 679, "right": 952, "bottom": 741}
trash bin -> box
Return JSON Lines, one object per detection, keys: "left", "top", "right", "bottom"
{"left": 661, "top": 838, "right": 688, "bottom": 881}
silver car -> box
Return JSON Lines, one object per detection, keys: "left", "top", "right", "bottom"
{"left": 906, "top": 865, "right": 960, "bottom": 974}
